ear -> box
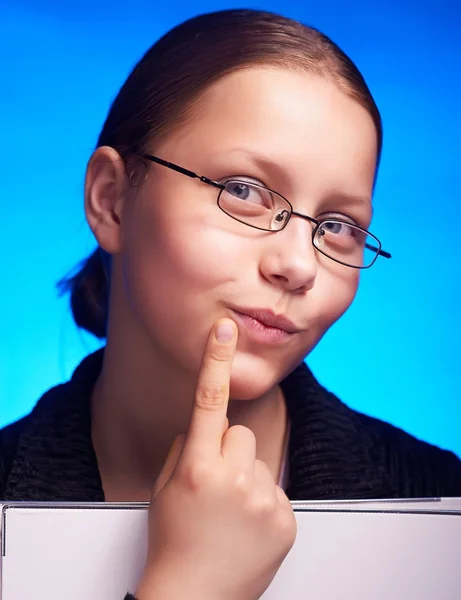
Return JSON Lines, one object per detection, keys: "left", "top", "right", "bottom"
{"left": 84, "top": 146, "right": 128, "bottom": 254}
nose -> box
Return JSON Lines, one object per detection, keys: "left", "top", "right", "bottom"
{"left": 259, "top": 218, "right": 318, "bottom": 293}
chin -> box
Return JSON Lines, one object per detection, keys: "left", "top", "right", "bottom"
{"left": 227, "top": 350, "right": 294, "bottom": 401}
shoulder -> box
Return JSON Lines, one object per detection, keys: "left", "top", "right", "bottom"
{"left": 350, "top": 407, "right": 461, "bottom": 497}
{"left": 0, "top": 351, "right": 104, "bottom": 501}
{"left": 282, "top": 362, "right": 461, "bottom": 499}
{"left": 0, "top": 380, "right": 70, "bottom": 497}
{"left": 0, "top": 416, "right": 29, "bottom": 496}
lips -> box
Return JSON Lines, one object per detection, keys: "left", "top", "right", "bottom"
{"left": 231, "top": 307, "right": 300, "bottom": 334}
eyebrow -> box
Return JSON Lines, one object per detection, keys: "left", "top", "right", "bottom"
{"left": 323, "top": 192, "right": 374, "bottom": 219}
{"left": 223, "top": 147, "right": 374, "bottom": 217}
{"left": 225, "top": 147, "right": 292, "bottom": 187}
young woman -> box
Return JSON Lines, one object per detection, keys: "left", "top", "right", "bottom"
{"left": 1, "top": 8, "right": 460, "bottom": 600}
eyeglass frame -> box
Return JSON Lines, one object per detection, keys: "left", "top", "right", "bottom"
{"left": 139, "top": 153, "right": 392, "bottom": 269}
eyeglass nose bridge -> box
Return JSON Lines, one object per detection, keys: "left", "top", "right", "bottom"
{"left": 275, "top": 208, "right": 320, "bottom": 235}
{"left": 272, "top": 210, "right": 326, "bottom": 263}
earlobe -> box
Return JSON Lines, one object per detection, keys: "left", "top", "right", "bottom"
{"left": 84, "top": 146, "right": 127, "bottom": 254}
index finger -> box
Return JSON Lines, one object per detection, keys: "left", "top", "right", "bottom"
{"left": 182, "top": 318, "right": 238, "bottom": 460}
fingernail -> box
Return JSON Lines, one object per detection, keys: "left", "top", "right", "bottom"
{"left": 216, "top": 321, "right": 234, "bottom": 343}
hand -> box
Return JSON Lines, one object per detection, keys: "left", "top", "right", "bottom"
{"left": 136, "top": 318, "right": 297, "bottom": 600}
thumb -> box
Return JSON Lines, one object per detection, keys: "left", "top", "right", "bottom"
{"left": 151, "top": 433, "right": 186, "bottom": 499}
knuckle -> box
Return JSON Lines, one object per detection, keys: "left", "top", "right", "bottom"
{"left": 207, "top": 344, "right": 233, "bottom": 363}
{"left": 230, "top": 424, "right": 256, "bottom": 442}
{"left": 178, "top": 460, "right": 214, "bottom": 492}
{"left": 276, "top": 509, "right": 298, "bottom": 546}
{"left": 196, "top": 382, "right": 228, "bottom": 408}
{"left": 253, "top": 493, "right": 278, "bottom": 515}
{"left": 254, "top": 458, "right": 271, "bottom": 476}
{"left": 230, "top": 470, "right": 252, "bottom": 494}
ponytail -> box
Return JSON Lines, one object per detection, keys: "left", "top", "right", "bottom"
{"left": 57, "top": 247, "right": 109, "bottom": 339}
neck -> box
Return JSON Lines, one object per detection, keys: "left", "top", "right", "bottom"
{"left": 91, "top": 317, "right": 288, "bottom": 502}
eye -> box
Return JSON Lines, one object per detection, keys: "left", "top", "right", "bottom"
{"left": 320, "top": 221, "right": 355, "bottom": 236}
{"left": 316, "top": 219, "right": 368, "bottom": 252}
{"left": 224, "top": 180, "right": 273, "bottom": 207}
{"left": 318, "top": 208, "right": 371, "bottom": 230}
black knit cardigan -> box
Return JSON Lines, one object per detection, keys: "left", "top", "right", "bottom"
{"left": 1, "top": 349, "right": 461, "bottom": 501}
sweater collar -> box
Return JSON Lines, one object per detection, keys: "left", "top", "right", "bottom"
{"left": 281, "top": 364, "right": 396, "bottom": 500}
{"left": 3, "top": 350, "right": 396, "bottom": 501}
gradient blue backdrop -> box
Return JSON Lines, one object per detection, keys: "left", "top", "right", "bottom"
{"left": 1, "top": 0, "right": 460, "bottom": 456}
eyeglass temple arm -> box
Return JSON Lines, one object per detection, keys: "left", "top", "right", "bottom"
{"left": 142, "top": 154, "right": 392, "bottom": 259}
{"left": 295, "top": 211, "right": 392, "bottom": 260}
{"left": 367, "top": 243, "right": 391, "bottom": 259}
{"left": 141, "top": 153, "right": 223, "bottom": 189}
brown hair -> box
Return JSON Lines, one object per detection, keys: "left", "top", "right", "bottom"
{"left": 58, "top": 8, "right": 383, "bottom": 339}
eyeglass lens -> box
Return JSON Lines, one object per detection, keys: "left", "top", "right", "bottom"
{"left": 218, "top": 180, "right": 379, "bottom": 268}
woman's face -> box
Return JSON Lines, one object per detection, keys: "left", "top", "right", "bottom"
{"left": 115, "top": 67, "right": 378, "bottom": 399}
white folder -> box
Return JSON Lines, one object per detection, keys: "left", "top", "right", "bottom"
{"left": 1, "top": 499, "right": 461, "bottom": 600}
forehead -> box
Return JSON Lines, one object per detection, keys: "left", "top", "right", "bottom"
{"left": 161, "top": 67, "right": 378, "bottom": 197}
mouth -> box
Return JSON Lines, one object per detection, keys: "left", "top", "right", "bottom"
{"left": 232, "top": 307, "right": 300, "bottom": 333}
{"left": 229, "top": 307, "right": 301, "bottom": 344}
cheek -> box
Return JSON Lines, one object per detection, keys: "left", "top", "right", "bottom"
{"left": 124, "top": 183, "right": 248, "bottom": 290}
{"left": 127, "top": 217, "right": 246, "bottom": 296}
{"left": 308, "top": 267, "right": 360, "bottom": 337}
{"left": 120, "top": 196, "right": 256, "bottom": 368}
{"left": 226, "top": 271, "right": 359, "bottom": 400}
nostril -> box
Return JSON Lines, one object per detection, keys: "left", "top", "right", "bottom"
{"left": 273, "top": 274, "right": 289, "bottom": 283}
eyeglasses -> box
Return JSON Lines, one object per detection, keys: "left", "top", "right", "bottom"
{"left": 140, "top": 153, "right": 392, "bottom": 269}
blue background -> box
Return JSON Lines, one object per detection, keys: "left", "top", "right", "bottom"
{"left": 1, "top": 0, "right": 460, "bottom": 457}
